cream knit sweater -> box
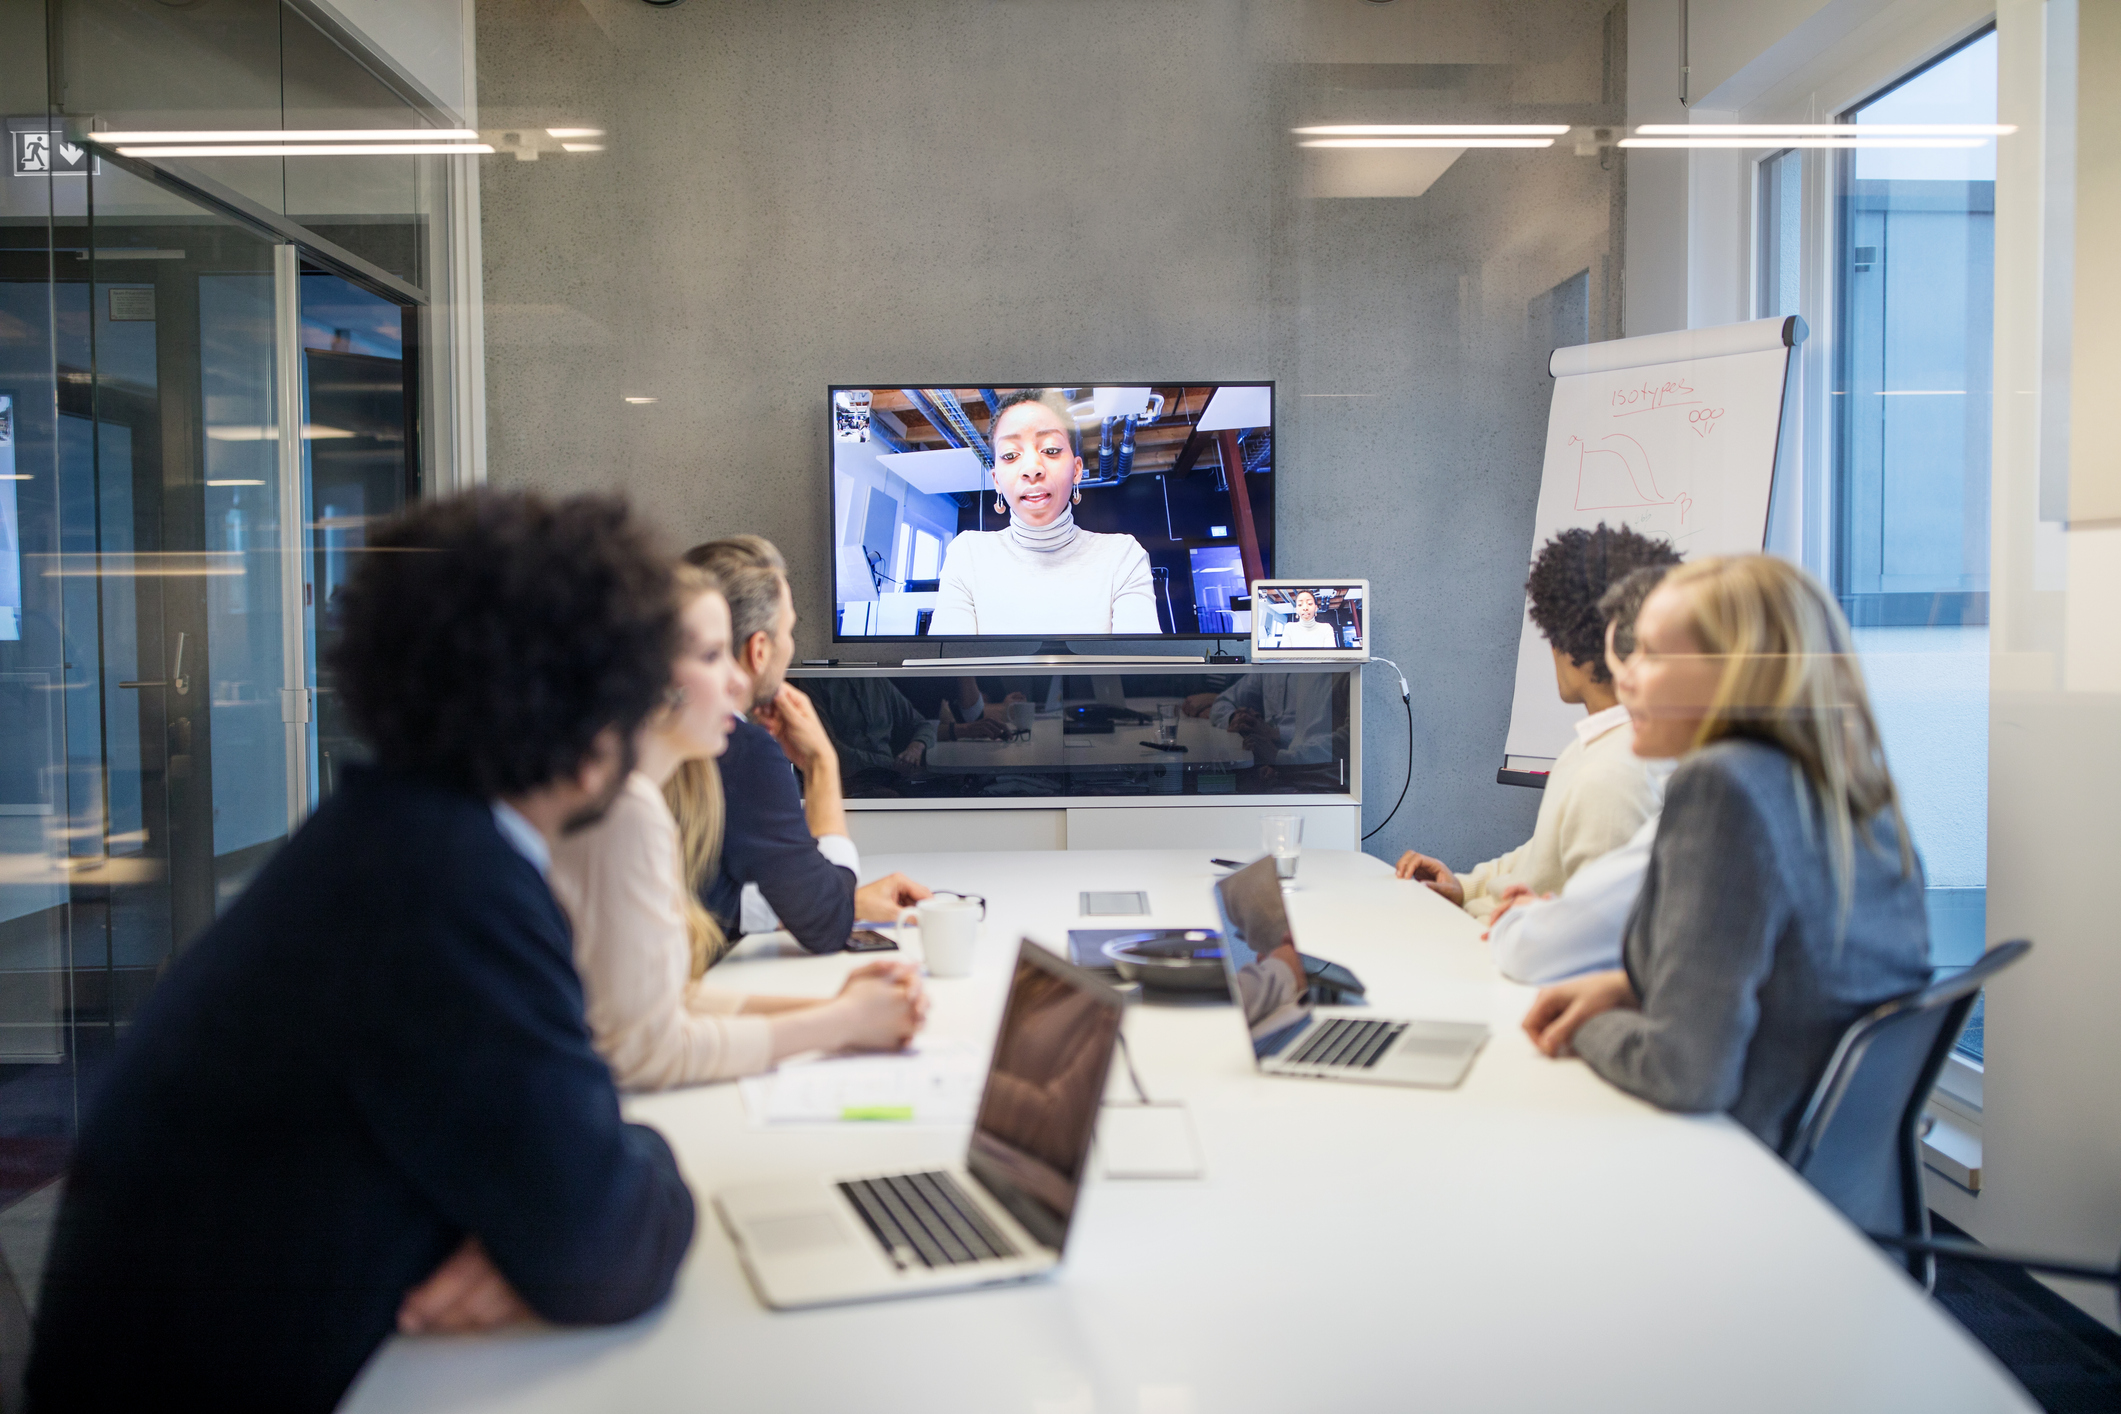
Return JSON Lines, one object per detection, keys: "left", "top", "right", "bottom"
{"left": 1461, "top": 705, "right": 1668, "bottom": 922}
{"left": 548, "top": 773, "right": 774, "bottom": 1089}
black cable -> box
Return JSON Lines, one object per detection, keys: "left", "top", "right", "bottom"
{"left": 1108, "top": 1029, "right": 1153, "bottom": 1105}
{"left": 1362, "top": 657, "right": 1414, "bottom": 842}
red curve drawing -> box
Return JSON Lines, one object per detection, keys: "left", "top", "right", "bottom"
{"left": 1570, "top": 432, "right": 1682, "bottom": 513}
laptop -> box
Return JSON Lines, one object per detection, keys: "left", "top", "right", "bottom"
{"left": 1210, "top": 857, "right": 1489, "bottom": 1087}
{"left": 715, "top": 939, "right": 1125, "bottom": 1310}
{"left": 1249, "top": 579, "right": 1370, "bottom": 663}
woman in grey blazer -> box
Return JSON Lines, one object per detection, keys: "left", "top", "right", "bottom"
{"left": 1521, "top": 555, "right": 1932, "bottom": 1159}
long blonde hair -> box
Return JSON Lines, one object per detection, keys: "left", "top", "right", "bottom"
{"left": 662, "top": 564, "right": 731, "bottom": 977}
{"left": 1658, "top": 555, "right": 1915, "bottom": 922}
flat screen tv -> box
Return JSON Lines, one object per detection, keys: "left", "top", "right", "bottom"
{"left": 830, "top": 384, "right": 1274, "bottom": 643}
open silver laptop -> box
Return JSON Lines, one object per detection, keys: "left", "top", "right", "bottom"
{"left": 1211, "top": 857, "right": 1489, "bottom": 1087}
{"left": 715, "top": 939, "right": 1124, "bottom": 1310}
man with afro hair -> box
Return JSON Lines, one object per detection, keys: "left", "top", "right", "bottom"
{"left": 1396, "top": 523, "right": 1681, "bottom": 921}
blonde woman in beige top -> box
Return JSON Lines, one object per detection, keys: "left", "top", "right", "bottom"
{"left": 550, "top": 567, "right": 925, "bottom": 1090}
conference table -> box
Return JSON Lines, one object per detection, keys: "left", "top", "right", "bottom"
{"left": 343, "top": 849, "right": 2033, "bottom": 1413}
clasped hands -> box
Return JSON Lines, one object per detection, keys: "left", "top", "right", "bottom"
{"left": 395, "top": 961, "right": 929, "bottom": 1340}
{"left": 1521, "top": 970, "right": 1637, "bottom": 1057}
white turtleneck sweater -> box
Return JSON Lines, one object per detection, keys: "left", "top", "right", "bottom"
{"left": 930, "top": 509, "right": 1160, "bottom": 636}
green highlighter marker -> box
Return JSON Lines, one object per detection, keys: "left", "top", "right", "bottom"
{"left": 840, "top": 1106, "right": 914, "bottom": 1122}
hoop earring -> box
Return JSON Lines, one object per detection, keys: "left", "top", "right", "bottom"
{"left": 994, "top": 496, "right": 1006, "bottom": 515}
{"left": 1071, "top": 489, "right": 1082, "bottom": 505}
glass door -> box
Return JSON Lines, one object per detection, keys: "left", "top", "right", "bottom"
{"left": 298, "top": 272, "right": 417, "bottom": 802}
{"left": 0, "top": 157, "right": 414, "bottom": 1223}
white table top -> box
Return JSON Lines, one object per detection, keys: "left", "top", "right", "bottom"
{"left": 344, "top": 849, "right": 2032, "bottom": 1413}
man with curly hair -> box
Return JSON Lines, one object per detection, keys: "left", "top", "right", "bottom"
{"left": 1396, "top": 523, "right": 1680, "bottom": 921}
{"left": 29, "top": 492, "right": 698, "bottom": 1412}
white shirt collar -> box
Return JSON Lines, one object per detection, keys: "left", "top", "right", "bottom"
{"left": 490, "top": 801, "right": 551, "bottom": 878}
{"left": 1574, "top": 702, "right": 1633, "bottom": 746}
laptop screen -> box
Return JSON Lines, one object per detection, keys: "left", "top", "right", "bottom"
{"left": 1211, "top": 857, "right": 1314, "bottom": 1060}
{"left": 1250, "top": 580, "right": 1368, "bottom": 659}
{"left": 965, "top": 940, "right": 1125, "bottom": 1253}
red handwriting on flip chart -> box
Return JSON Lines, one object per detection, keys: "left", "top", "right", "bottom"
{"left": 1609, "top": 376, "right": 1699, "bottom": 417}
{"left": 1687, "top": 406, "right": 1726, "bottom": 437}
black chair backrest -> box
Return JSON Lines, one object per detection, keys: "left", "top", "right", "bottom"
{"left": 1782, "top": 940, "right": 2030, "bottom": 1275}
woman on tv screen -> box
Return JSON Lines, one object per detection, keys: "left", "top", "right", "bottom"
{"left": 1271, "top": 589, "right": 1340, "bottom": 649}
{"left": 930, "top": 390, "right": 1160, "bottom": 636}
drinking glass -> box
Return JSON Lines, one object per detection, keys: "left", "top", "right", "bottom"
{"left": 1156, "top": 703, "right": 1179, "bottom": 746}
{"left": 1263, "top": 816, "right": 1302, "bottom": 886}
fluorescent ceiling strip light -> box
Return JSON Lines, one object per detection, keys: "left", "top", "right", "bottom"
{"left": 546, "top": 127, "right": 606, "bottom": 138}
{"left": 561, "top": 143, "right": 605, "bottom": 152}
{"left": 116, "top": 144, "right": 494, "bottom": 157}
{"left": 1619, "top": 137, "right": 1981, "bottom": 149}
{"left": 1301, "top": 138, "right": 1554, "bottom": 149}
{"left": 1293, "top": 124, "right": 1572, "bottom": 135}
{"left": 206, "top": 424, "right": 355, "bottom": 441}
{"left": 1634, "top": 122, "right": 2013, "bottom": 136}
{"left": 93, "top": 129, "right": 479, "bottom": 143}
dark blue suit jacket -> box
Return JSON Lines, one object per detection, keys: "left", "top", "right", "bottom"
{"left": 705, "top": 718, "right": 856, "bottom": 953}
{"left": 27, "top": 767, "right": 695, "bottom": 1412}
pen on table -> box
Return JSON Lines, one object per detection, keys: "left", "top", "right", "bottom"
{"left": 1210, "top": 858, "right": 1245, "bottom": 870}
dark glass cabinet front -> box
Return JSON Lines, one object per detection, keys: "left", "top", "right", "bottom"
{"left": 790, "top": 666, "right": 1355, "bottom": 802}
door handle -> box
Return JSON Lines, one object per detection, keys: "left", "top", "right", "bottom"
{"left": 120, "top": 630, "right": 190, "bottom": 694}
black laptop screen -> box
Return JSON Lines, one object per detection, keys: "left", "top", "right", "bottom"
{"left": 966, "top": 942, "right": 1124, "bottom": 1252}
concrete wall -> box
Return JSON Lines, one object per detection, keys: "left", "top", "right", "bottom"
{"left": 472, "top": 0, "right": 1628, "bottom": 871}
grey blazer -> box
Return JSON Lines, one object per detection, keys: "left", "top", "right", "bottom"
{"left": 1572, "top": 738, "right": 1932, "bottom": 1155}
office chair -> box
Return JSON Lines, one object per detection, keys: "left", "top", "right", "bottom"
{"left": 1781, "top": 939, "right": 2031, "bottom": 1289}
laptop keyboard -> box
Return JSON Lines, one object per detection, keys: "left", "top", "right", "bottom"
{"left": 838, "top": 1171, "right": 1020, "bottom": 1270}
{"left": 1285, "top": 1017, "right": 1406, "bottom": 1069}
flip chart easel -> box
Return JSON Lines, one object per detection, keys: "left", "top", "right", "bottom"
{"left": 1500, "top": 316, "right": 1806, "bottom": 782}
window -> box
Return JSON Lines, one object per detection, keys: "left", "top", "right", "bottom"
{"left": 1829, "top": 29, "right": 1997, "bottom": 1058}
{"left": 912, "top": 528, "right": 942, "bottom": 582}
{"left": 1756, "top": 148, "right": 1803, "bottom": 319}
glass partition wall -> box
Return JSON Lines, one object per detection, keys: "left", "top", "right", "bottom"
{"left": 0, "top": 0, "right": 431, "bottom": 1264}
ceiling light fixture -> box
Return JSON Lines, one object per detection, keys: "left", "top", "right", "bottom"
{"left": 1633, "top": 122, "right": 2013, "bottom": 136}
{"left": 561, "top": 143, "right": 605, "bottom": 153}
{"left": 547, "top": 128, "right": 606, "bottom": 138}
{"left": 205, "top": 424, "right": 356, "bottom": 441}
{"left": 116, "top": 143, "right": 493, "bottom": 157}
{"left": 624, "top": 396, "right": 658, "bottom": 404}
{"left": 1294, "top": 124, "right": 1571, "bottom": 135}
{"left": 1619, "top": 136, "right": 1982, "bottom": 149}
{"left": 93, "top": 129, "right": 480, "bottom": 143}
{"left": 1301, "top": 137, "right": 1554, "bottom": 149}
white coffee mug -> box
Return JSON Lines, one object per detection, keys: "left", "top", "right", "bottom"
{"left": 898, "top": 892, "right": 986, "bottom": 978}
{"left": 1007, "top": 700, "right": 1035, "bottom": 734}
